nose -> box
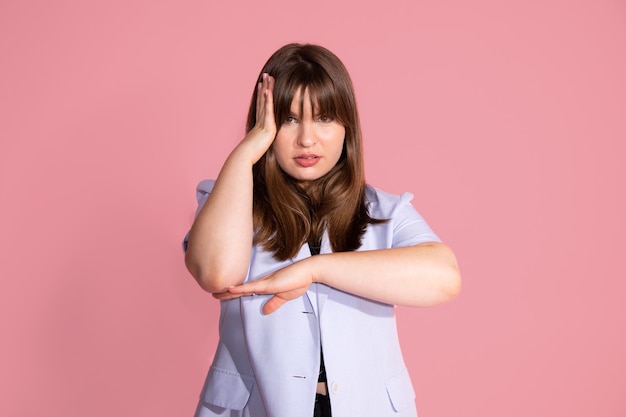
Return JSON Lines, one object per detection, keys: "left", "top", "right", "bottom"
{"left": 296, "top": 121, "right": 316, "bottom": 148}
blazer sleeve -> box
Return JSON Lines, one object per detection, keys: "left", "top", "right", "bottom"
{"left": 366, "top": 185, "right": 440, "bottom": 248}
{"left": 391, "top": 191, "right": 441, "bottom": 248}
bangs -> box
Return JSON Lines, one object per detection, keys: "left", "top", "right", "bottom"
{"left": 273, "top": 66, "right": 348, "bottom": 126}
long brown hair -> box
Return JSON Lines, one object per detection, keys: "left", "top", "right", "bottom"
{"left": 248, "top": 43, "right": 383, "bottom": 260}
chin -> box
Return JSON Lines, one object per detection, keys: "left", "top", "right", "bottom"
{"left": 284, "top": 170, "right": 322, "bottom": 182}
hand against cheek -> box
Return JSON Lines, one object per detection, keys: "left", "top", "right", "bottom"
{"left": 239, "top": 73, "right": 277, "bottom": 164}
{"left": 213, "top": 258, "right": 316, "bottom": 315}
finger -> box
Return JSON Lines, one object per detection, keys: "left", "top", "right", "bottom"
{"left": 256, "top": 73, "right": 271, "bottom": 124}
{"left": 263, "top": 76, "right": 276, "bottom": 127}
{"left": 255, "top": 81, "right": 263, "bottom": 120}
{"left": 213, "top": 291, "right": 241, "bottom": 300}
{"left": 226, "top": 283, "right": 254, "bottom": 294}
{"left": 255, "top": 78, "right": 266, "bottom": 125}
{"left": 214, "top": 290, "right": 258, "bottom": 300}
{"left": 262, "top": 295, "right": 287, "bottom": 315}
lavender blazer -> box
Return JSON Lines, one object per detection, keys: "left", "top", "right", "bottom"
{"left": 185, "top": 180, "right": 440, "bottom": 417}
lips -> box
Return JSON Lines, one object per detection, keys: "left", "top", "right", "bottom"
{"left": 294, "top": 154, "right": 320, "bottom": 167}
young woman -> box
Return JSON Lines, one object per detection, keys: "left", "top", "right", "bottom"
{"left": 184, "top": 43, "right": 461, "bottom": 417}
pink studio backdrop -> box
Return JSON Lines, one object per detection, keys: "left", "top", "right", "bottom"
{"left": 1, "top": 1, "right": 625, "bottom": 416}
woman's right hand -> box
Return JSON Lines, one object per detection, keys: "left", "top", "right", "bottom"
{"left": 238, "top": 73, "right": 277, "bottom": 164}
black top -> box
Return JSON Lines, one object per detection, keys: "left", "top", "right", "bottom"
{"left": 308, "top": 242, "right": 327, "bottom": 384}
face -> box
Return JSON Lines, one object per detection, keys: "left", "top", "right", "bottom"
{"left": 273, "top": 88, "right": 346, "bottom": 183}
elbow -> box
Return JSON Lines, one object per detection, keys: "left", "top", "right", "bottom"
{"left": 420, "top": 264, "right": 460, "bottom": 307}
{"left": 441, "top": 263, "right": 462, "bottom": 301}
{"left": 193, "top": 273, "right": 229, "bottom": 294}
{"left": 420, "top": 242, "right": 462, "bottom": 305}
{"left": 439, "top": 245, "right": 462, "bottom": 301}
{"left": 188, "top": 268, "right": 236, "bottom": 294}
{"left": 184, "top": 253, "right": 243, "bottom": 294}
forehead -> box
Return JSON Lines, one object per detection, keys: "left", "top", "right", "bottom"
{"left": 288, "top": 87, "right": 322, "bottom": 112}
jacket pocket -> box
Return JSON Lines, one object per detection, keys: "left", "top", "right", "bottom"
{"left": 385, "top": 368, "right": 416, "bottom": 412}
{"left": 201, "top": 366, "right": 255, "bottom": 410}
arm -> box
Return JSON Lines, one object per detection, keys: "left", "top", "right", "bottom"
{"left": 215, "top": 241, "right": 461, "bottom": 314}
{"left": 184, "top": 74, "right": 276, "bottom": 293}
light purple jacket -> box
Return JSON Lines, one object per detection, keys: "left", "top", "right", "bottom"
{"left": 185, "top": 180, "right": 440, "bottom": 417}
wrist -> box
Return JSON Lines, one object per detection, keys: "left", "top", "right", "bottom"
{"left": 228, "top": 144, "right": 260, "bottom": 168}
{"left": 309, "top": 254, "right": 327, "bottom": 284}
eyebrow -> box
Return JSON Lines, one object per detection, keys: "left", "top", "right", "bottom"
{"left": 289, "top": 101, "right": 323, "bottom": 114}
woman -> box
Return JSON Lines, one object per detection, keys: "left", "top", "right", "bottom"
{"left": 184, "top": 43, "right": 461, "bottom": 417}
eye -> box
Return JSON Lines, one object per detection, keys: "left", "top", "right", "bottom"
{"left": 317, "top": 115, "right": 334, "bottom": 123}
{"left": 284, "top": 116, "right": 298, "bottom": 125}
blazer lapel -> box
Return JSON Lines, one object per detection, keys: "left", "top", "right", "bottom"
{"left": 303, "top": 232, "right": 331, "bottom": 317}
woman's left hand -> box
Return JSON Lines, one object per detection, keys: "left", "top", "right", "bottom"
{"left": 212, "top": 258, "right": 316, "bottom": 315}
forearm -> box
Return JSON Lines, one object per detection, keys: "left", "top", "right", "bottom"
{"left": 184, "top": 148, "right": 255, "bottom": 293}
{"left": 311, "top": 242, "right": 461, "bottom": 307}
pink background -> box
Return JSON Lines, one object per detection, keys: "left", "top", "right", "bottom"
{"left": 1, "top": 0, "right": 625, "bottom": 416}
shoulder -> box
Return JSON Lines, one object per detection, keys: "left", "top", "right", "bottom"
{"left": 190, "top": 179, "right": 216, "bottom": 213}
{"left": 365, "top": 184, "right": 441, "bottom": 245}
{"left": 365, "top": 184, "right": 415, "bottom": 218}
{"left": 196, "top": 179, "right": 215, "bottom": 197}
